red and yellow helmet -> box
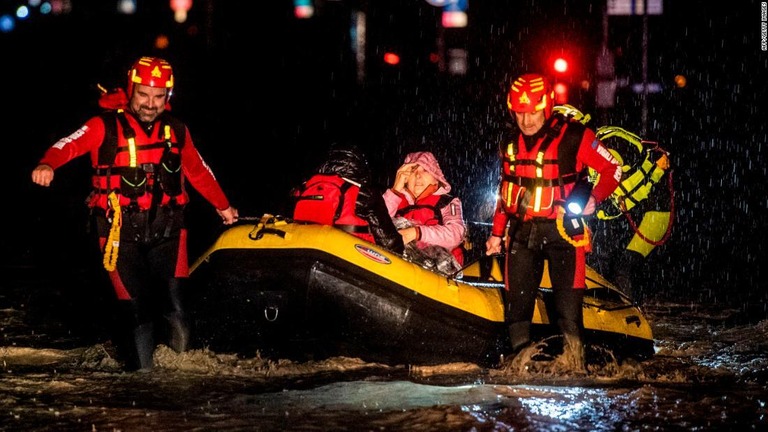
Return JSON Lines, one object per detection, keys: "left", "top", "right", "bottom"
{"left": 126, "top": 56, "right": 174, "bottom": 100}
{"left": 506, "top": 73, "right": 554, "bottom": 117}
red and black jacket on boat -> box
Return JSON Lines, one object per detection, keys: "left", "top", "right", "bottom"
{"left": 292, "top": 146, "right": 404, "bottom": 254}
{"left": 293, "top": 173, "right": 376, "bottom": 244}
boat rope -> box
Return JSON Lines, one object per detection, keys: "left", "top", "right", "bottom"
{"left": 103, "top": 191, "right": 121, "bottom": 271}
{"left": 555, "top": 207, "right": 590, "bottom": 248}
{"left": 237, "top": 216, "right": 264, "bottom": 221}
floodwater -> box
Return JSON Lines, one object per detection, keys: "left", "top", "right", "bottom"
{"left": 2, "top": 265, "right": 767, "bottom": 432}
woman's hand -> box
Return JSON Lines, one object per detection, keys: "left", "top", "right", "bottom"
{"left": 392, "top": 162, "right": 417, "bottom": 193}
{"left": 398, "top": 226, "right": 418, "bottom": 244}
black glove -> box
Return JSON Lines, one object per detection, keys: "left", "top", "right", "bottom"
{"left": 357, "top": 185, "right": 405, "bottom": 254}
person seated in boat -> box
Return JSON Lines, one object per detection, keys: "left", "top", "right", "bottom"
{"left": 292, "top": 145, "right": 405, "bottom": 254}
{"left": 383, "top": 151, "right": 467, "bottom": 276}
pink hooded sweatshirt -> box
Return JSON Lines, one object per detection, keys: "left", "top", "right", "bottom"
{"left": 383, "top": 151, "right": 466, "bottom": 252}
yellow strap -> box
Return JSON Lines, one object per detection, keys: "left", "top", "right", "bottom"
{"left": 103, "top": 191, "right": 122, "bottom": 272}
{"left": 117, "top": 109, "right": 138, "bottom": 168}
{"left": 555, "top": 207, "right": 590, "bottom": 248}
{"left": 596, "top": 125, "right": 644, "bottom": 152}
{"left": 552, "top": 104, "right": 591, "bottom": 125}
{"left": 533, "top": 151, "right": 544, "bottom": 212}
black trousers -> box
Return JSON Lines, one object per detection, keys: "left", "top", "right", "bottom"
{"left": 94, "top": 206, "right": 190, "bottom": 369}
{"left": 503, "top": 220, "right": 585, "bottom": 352}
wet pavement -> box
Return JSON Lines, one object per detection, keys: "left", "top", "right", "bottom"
{"left": 2, "top": 264, "right": 767, "bottom": 431}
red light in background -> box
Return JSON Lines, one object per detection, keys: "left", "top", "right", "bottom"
{"left": 553, "top": 57, "right": 568, "bottom": 74}
{"left": 170, "top": 0, "right": 192, "bottom": 23}
{"left": 154, "top": 34, "right": 170, "bottom": 50}
{"left": 551, "top": 53, "right": 571, "bottom": 104}
{"left": 441, "top": 11, "right": 467, "bottom": 28}
{"left": 293, "top": 0, "right": 314, "bottom": 19}
{"left": 383, "top": 52, "right": 400, "bottom": 65}
{"left": 170, "top": 0, "right": 192, "bottom": 12}
{"left": 554, "top": 82, "right": 568, "bottom": 104}
{"left": 674, "top": 74, "right": 687, "bottom": 88}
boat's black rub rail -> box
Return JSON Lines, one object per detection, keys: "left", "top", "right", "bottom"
{"left": 189, "top": 247, "right": 508, "bottom": 366}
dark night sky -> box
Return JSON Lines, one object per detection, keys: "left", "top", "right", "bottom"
{"left": 3, "top": 1, "right": 766, "bottom": 315}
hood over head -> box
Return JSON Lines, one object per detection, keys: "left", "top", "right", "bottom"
{"left": 403, "top": 151, "right": 451, "bottom": 194}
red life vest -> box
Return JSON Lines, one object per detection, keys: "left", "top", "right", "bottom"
{"left": 499, "top": 114, "right": 582, "bottom": 220}
{"left": 395, "top": 193, "right": 464, "bottom": 265}
{"left": 90, "top": 110, "right": 187, "bottom": 211}
{"left": 292, "top": 174, "right": 375, "bottom": 243}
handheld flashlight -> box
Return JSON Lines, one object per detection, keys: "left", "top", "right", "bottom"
{"left": 566, "top": 174, "right": 593, "bottom": 215}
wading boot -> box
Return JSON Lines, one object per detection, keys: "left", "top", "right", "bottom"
{"left": 133, "top": 323, "right": 155, "bottom": 372}
{"left": 165, "top": 311, "right": 190, "bottom": 353}
{"left": 508, "top": 321, "right": 532, "bottom": 355}
{"left": 558, "top": 318, "right": 585, "bottom": 373}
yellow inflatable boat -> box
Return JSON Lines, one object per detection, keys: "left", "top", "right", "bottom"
{"left": 187, "top": 214, "right": 654, "bottom": 367}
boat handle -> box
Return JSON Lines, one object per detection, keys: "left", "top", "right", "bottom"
{"left": 264, "top": 306, "right": 279, "bottom": 322}
{"left": 249, "top": 227, "right": 287, "bottom": 240}
{"left": 625, "top": 315, "right": 641, "bottom": 326}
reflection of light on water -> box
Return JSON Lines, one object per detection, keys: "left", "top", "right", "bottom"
{"left": 517, "top": 386, "right": 590, "bottom": 421}
{"left": 240, "top": 381, "right": 512, "bottom": 411}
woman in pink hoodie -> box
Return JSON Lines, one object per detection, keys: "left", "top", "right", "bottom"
{"left": 383, "top": 151, "right": 467, "bottom": 275}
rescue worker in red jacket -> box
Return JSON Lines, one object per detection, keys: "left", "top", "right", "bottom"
{"left": 31, "top": 56, "right": 238, "bottom": 371}
{"left": 383, "top": 151, "right": 466, "bottom": 275}
{"left": 485, "top": 73, "right": 622, "bottom": 369}
{"left": 292, "top": 144, "right": 404, "bottom": 254}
